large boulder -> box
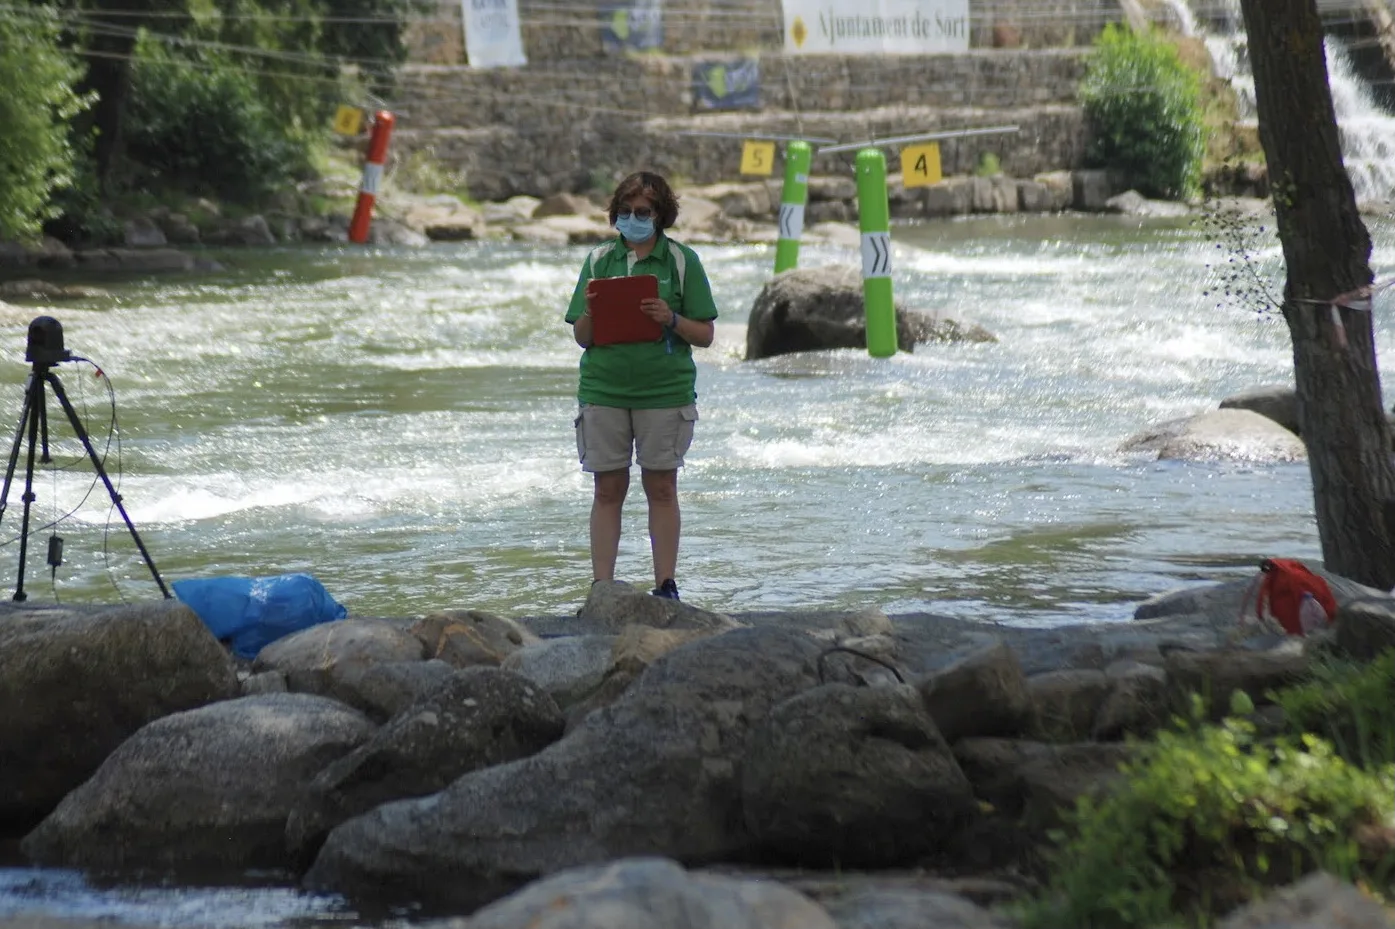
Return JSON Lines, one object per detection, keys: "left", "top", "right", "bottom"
{"left": 742, "top": 684, "right": 975, "bottom": 867}
{"left": 1219, "top": 385, "right": 1299, "bottom": 435}
{"left": 22, "top": 693, "right": 375, "bottom": 873}
{"left": 285, "top": 667, "right": 563, "bottom": 866}
{"left": 1120, "top": 409, "right": 1306, "bottom": 462}
{"left": 252, "top": 618, "right": 426, "bottom": 697}
{"left": 0, "top": 601, "right": 239, "bottom": 834}
{"left": 577, "top": 579, "right": 738, "bottom": 634}
{"left": 918, "top": 640, "right": 1032, "bottom": 742}
{"left": 744, "top": 265, "right": 996, "bottom": 361}
{"left": 467, "top": 857, "right": 837, "bottom": 929}
{"left": 304, "top": 627, "right": 824, "bottom": 912}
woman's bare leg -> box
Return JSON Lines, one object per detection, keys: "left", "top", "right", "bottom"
{"left": 590, "top": 469, "right": 630, "bottom": 581}
{"left": 641, "top": 468, "right": 679, "bottom": 586}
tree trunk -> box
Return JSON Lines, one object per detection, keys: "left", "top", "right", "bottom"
{"left": 1239, "top": 0, "right": 1395, "bottom": 589}
{"left": 80, "top": 29, "right": 135, "bottom": 192}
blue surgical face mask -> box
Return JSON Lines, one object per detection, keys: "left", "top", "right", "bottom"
{"left": 615, "top": 214, "right": 655, "bottom": 243}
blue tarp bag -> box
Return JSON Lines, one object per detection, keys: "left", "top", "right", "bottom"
{"left": 172, "top": 573, "right": 348, "bottom": 660}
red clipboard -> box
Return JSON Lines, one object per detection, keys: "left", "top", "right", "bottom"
{"left": 588, "top": 275, "right": 662, "bottom": 346}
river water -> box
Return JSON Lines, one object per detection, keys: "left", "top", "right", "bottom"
{"left": 2, "top": 212, "right": 1395, "bottom": 924}
{"left": 0, "top": 213, "right": 1393, "bottom": 628}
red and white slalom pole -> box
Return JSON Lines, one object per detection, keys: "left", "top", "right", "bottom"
{"left": 348, "top": 110, "right": 395, "bottom": 244}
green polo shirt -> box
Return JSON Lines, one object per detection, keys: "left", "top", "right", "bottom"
{"left": 564, "top": 233, "right": 719, "bottom": 409}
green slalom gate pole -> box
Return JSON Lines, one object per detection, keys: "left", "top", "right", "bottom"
{"left": 774, "top": 141, "right": 811, "bottom": 274}
{"left": 856, "top": 148, "right": 897, "bottom": 358}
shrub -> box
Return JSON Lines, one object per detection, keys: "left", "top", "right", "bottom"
{"left": 123, "top": 37, "right": 310, "bottom": 203}
{"left": 1019, "top": 704, "right": 1395, "bottom": 928}
{"left": 0, "top": 7, "right": 92, "bottom": 242}
{"left": 1080, "top": 23, "right": 1206, "bottom": 200}
{"left": 1272, "top": 649, "right": 1395, "bottom": 771}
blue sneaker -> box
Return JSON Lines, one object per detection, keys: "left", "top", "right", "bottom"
{"left": 651, "top": 579, "right": 680, "bottom": 600}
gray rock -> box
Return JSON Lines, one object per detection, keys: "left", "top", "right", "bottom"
{"left": 919, "top": 640, "right": 1032, "bottom": 742}
{"left": 1335, "top": 597, "right": 1395, "bottom": 661}
{"left": 577, "top": 579, "right": 738, "bottom": 634}
{"left": 744, "top": 265, "right": 996, "bottom": 361}
{"left": 321, "top": 658, "right": 457, "bottom": 722}
{"left": 242, "top": 669, "right": 289, "bottom": 695}
{"left": 466, "top": 857, "right": 837, "bottom": 929}
{"left": 1122, "top": 409, "right": 1306, "bottom": 462}
{"left": 1072, "top": 169, "right": 1120, "bottom": 211}
{"left": 822, "top": 887, "right": 1012, "bottom": 929}
{"left": 1105, "top": 190, "right": 1191, "bottom": 217}
{"left": 532, "top": 192, "right": 597, "bottom": 218}
{"left": 1164, "top": 642, "right": 1309, "bottom": 718}
{"left": 22, "top": 693, "right": 375, "bottom": 873}
{"left": 205, "top": 215, "right": 276, "bottom": 246}
{"left": 501, "top": 635, "right": 616, "bottom": 709}
{"left": 1181, "top": 409, "right": 1298, "bottom": 460}
{"left": 286, "top": 666, "right": 562, "bottom": 866}
{"left": 304, "top": 626, "right": 823, "bottom": 912}
{"left": 1028, "top": 669, "right": 1110, "bottom": 742}
{"left": 0, "top": 601, "right": 238, "bottom": 832}
{"left": 742, "top": 684, "right": 973, "bottom": 867}
{"left": 1218, "top": 385, "right": 1299, "bottom": 435}
{"left": 73, "top": 248, "right": 195, "bottom": 272}
{"left": 253, "top": 618, "right": 426, "bottom": 680}
{"left": 1216, "top": 871, "right": 1395, "bottom": 928}
{"left": 122, "top": 217, "right": 168, "bottom": 248}
{"left": 1092, "top": 661, "right": 1170, "bottom": 740}
{"left": 410, "top": 609, "right": 539, "bottom": 668}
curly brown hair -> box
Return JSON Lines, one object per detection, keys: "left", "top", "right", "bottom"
{"left": 607, "top": 171, "right": 680, "bottom": 233}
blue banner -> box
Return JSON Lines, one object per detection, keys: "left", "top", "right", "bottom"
{"left": 600, "top": 1, "right": 663, "bottom": 52}
{"left": 692, "top": 58, "right": 760, "bottom": 110}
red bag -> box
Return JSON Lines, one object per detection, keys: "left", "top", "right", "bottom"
{"left": 1244, "top": 558, "right": 1336, "bottom": 636}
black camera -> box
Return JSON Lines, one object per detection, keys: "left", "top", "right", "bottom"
{"left": 26, "top": 316, "right": 71, "bottom": 366}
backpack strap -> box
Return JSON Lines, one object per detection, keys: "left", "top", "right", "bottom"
{"left": 670, "top": 240, "right": 687, "bottom": 294}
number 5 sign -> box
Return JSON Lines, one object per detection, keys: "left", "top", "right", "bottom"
{"left": 900, "top": 142, "right": 942, "bottom": 188}
{"left": 740, "top": 140, "right": 776, "bottom": 176}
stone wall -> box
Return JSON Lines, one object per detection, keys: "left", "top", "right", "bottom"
{"left": 391, "top": 102, "right": 1086, "bottom": 202}
{"left": 389, "top": 1, "right": 1122, "bottom": 202}
{"left": 395, "top": 49, "right": 1087, "bottom": 129}
{"left": 405, "top": 0, "right": 1122, "bottom": 64}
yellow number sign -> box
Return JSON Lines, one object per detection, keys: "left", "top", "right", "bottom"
{"left": 332, "top": 105, "right": 365, "bottom": 136}
{"left": 740, "top": 140, "right": 776, "bottom": 176}
{"left": 900, "top": 143, "right": 942, "bottom": 188}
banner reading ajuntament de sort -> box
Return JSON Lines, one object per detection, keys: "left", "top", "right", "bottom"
{"left": 781, "top": 0, "right": 969, "bottom": 54}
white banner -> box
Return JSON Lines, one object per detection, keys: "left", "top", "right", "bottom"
{"left": 463, "top": 0, "right": 526, "bottom": 68}
{"left": 781, "top": 0, "right": 969, "bottom": 54}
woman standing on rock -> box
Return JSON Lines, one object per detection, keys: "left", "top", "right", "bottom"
{"left": 564, "top": 171, "right": 718, "bottom": 602}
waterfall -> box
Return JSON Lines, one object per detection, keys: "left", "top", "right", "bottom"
{"left": 1165, "top": 0, "right": 1395, "bottom": 202}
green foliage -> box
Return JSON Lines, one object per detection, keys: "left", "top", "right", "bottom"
{"left": 1273, "top": 649, "right": 1395, "bottom": 771}
{"left": 124, "top": 35, "right": 310, "bottom": 202}
{"left": 1019, "top": 703, "right": 1395, "bottom": 928}
{"left": 0, "top": 7, "right": 92, "bottom": 242}
{"left": 1080, "top": 24, "right": 1206, "bottom": 200}
{"left": 974, "top": 152, "right": 1002, "bottom": 178}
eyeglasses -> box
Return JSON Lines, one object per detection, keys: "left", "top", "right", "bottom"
{"left": 616, "top": 207, "right": 654, "bottom": 220}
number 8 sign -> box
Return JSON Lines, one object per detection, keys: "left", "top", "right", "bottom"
{"left": 740, "top": 140, "right": 776, "bottom": 176}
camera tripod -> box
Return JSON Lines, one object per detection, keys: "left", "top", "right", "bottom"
{"left": 0, "top": 317, "right": 170, "bottom": 602}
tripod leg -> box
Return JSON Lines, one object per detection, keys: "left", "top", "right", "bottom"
{"left": 13, "top": 375, "right": 44, "bottom": 601}
{"left": 0, "top": 373, "right": 36, "bottom": 531}
{"left": 46, "top": 372, "right": 171, "bottom": 599}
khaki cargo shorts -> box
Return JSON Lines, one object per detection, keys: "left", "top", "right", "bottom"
{"left": 574, "top": 403, "right": 698, "bottom": 472}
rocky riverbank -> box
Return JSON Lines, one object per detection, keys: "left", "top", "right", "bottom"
{"left": 0, "top": 167, "right": 1232, "bottom": 282}
{"left": 4, "top": 564, "right": 1395, "bottom": 928}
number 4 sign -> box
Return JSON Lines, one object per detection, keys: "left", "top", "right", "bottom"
{"left": 740, "top": 140, "right": 776, "bottom": 176}
{"left": 900, "top": 142, "right": 942, "bottom": 188}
